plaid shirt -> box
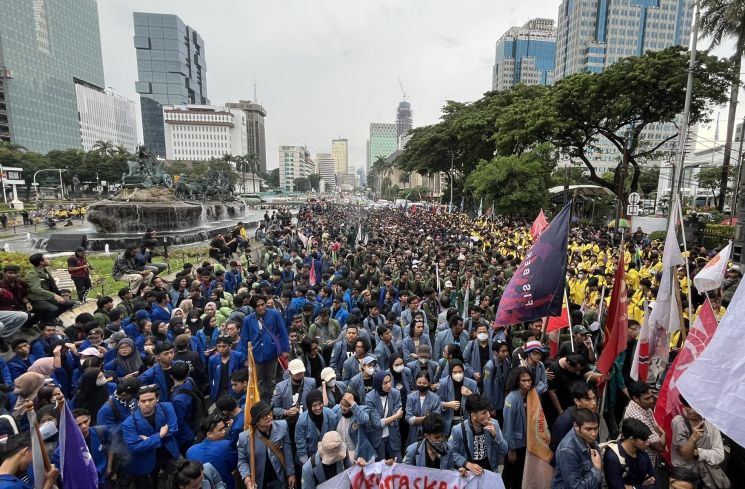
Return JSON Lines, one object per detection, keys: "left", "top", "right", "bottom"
{"left": 624, "top": 400, "right": 662, "bottom": 467}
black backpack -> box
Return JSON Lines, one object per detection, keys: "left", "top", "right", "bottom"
{"left": 173, "top": 381, "right": 207, "bottom": 432}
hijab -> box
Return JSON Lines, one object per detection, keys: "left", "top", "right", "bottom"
{"left": 179, "top": 299, "right": 194, "bottom": 315}
{"left": 171, "top": 307, "right": 184, "bottom": 318}
{"left": 13, "top": 372, "right": 45, "bottom": 417}
{"left": 73, "top": 368, "right": 109, "bottom": 423}
{"left": 373, "top": 370, "right": 391, "bottom": 397}
{"left": 306, "top": 389, "right": 325, "bottom": 432}
{"left": 115, "top": 338, "right": 143, "bottom": 375}
{"left": 28, "top": 357, "right": 55, "bottom": 376}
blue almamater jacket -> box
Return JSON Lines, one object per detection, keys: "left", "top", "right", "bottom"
{"left": 237, "top": 420, "right": 294, "bottom": 488}
{"left": 121, "top": 402, "right": 180, "bottom": 475}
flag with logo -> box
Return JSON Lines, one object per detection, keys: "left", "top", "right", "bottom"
{"left": 693, "top": 241, "right": 731, "bottom": 293}
{"left": 677, "top": 279, "right": 745, "bottom": 448}
{"left": 630, "top": 302, "right": 651, "bottom": 382}
{"left": 522, "top": 387, "right": 554, "bottom": 489}
{"left": 530, "top": 209, "right": 549, "bottom": 240}
{"left": 596, "top": 252, "right": 628, "bottom": 375}
{"left": 59, "top": 402, "right": 98, "bottom": 489}
{"left": 654, "top": 297, "right": 718, "bottom": 463}
{"left": 244, "top": 344, "right": 262, "bottom": 429}
{"left": 495, "top": 205, "right": 571, "bottom": 326}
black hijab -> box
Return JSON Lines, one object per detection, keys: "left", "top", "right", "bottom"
{"left": 73, "top": 368, "right": 109, "bottom": 424}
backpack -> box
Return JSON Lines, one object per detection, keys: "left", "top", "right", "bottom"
{"left": 173, "top": 381, "right": 207, "bottom": 432}
{"left": 599, "top": 440, "right": 627, "bottom": 489}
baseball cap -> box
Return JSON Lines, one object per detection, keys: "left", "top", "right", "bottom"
{"left": 320, "top": 367, "right": 336, "bottom": 382}
{"left": 523, "top": 340, "right": 544, "bottom": 353}
{"left": 288, "top": 358, "right": 306, "bottom": 375}
{"left": 361, "top": 355, "right": 377, "bottom": 366}
{"left": 572, "top": 325, "right": 589, "bottom": 335}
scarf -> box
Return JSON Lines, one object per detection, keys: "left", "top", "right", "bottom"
{"left": 13, "top": 372, "right": 45, "bottom": 417}
{"left": 28, "top": 357, "right": 55, "bottom": 376}
{"left": 116, "top": 338, "right": 143, "bottom": 375}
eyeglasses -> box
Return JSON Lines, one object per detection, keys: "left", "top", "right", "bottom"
{"left": 139, "top": 384, "right": 158, "bottom": 394}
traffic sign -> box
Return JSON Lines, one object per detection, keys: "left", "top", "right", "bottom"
{"left": 627, "top": 204, "right": 640, "bottom": 216}
{"left": 628, "top": 192, "right": 641, "bottom": 205}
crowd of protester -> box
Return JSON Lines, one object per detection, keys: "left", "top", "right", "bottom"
{"left": 0, "top": 201, "right": 739, "bottom": 489}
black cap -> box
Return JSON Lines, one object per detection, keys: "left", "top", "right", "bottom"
{"left": 75, "top": 247, "right": 86, "bottom": 253}
{"left": 3, "top": 265, "right": 20, "bottom": 273}
{"left": 250, "top": 400, "right": 272, "bottom": 425}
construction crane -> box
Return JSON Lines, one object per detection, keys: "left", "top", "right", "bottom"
{"left": 397, "top": 76, "right": 407, "bottom": 101}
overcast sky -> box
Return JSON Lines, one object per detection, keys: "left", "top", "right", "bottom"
{"left": 97, "top": 0, "right": 563, "bottom": 170}
{"left": 98, "top": 0, "right": 739, "bottom": 172}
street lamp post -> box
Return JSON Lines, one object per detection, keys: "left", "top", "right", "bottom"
{"left": 33, "top": 168, "right": 67, "bottom": 203}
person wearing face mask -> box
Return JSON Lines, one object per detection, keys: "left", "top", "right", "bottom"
{"left": 0, "top": 432, "right": 59, "bottom": 489}
{"left": 436, "top": 359, "right": 478, "bottom": 435}
{"left": 463, "top": 323, "right": 492, "bottom": 391}
{"left": 346, "top": 354, "right": 377, "bottom": 403}
{"left": 271, "top": 357, "right": 316, "bottom": 458}
{"left": 403, "top": 412, "right": 452, "bottom": 469}
{"left": 332, "top": 392, "right": 375, "bottom": 463}
{"left": 402, "top": 319, "right": 431, "bottom": 363}
{"left": 449, "top": 394, "right": 508, "bottom": 476}
{"left": 319, "top": 367, "right": 346, "bottom": 408}
{"left": 404, "top": 372, "right": 442, "bottom": 446}
{"left": 365, "top": 371, "right": 404, "bottom": 462}
{"left": 36, "top": 404, "right": 60, "bottom": 455}
{"left": 71, "top": 368, "right": 111, "bottom": 424}
{"left": 388, "top": 353, "right": 412, "bottom": 446}
{"left": 296, "top": 390, "right": 339, "bottom": 465}
{"left": 406, "top": 345, "right": 439, "bottom": 385}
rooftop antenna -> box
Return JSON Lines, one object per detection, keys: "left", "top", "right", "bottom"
{"left": 397, "top": 76, "right": 407, "bottom": 101}
{"left": 253, "top": 81, "right": 257, "bottom": 103}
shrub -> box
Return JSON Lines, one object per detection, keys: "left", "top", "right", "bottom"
{"left": 648, "top": 231, "right": 666, "bottom": 242}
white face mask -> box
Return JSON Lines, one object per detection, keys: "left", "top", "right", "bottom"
{"left": 96, "top": 377, "right": 108, "bottom": 387}
{"left": 418, "top": 358, "right": 429, "bottom": 365}
{"left": 393, "top": 365, "right": 404, "bottom": 373}
{"left": 39, "top": 421, "right": 58, "bottom": 440}
{"left": 364, "top": 366, "right": 375, "bottom": 376}
{"left": 477, "top": 333, "right": 488, "bottom": 342}
{"left": 451, "top": 373, "right": 464, "bottom": 382}
{"left": 326, "top": 379, "right": 336, "bottom": 388}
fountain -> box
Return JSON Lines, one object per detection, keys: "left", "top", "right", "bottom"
{"left": 50, "top": 146, "right": 258, "bottom": 251}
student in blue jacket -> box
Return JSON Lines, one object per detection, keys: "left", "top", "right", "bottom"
{"left": 186, "top": 416, "right": 237, "bottom": 489}
{"left": 403, "top": 412, "right": 454, "bottom": 470}
{"left": 137, "top": 342, "right": 175, "bottom": 401}
{"left": 237, "top": 401, "right": 295, "bottom": 489}
{"left": 295, "top": 390, "right": 338, "bottom": 465}
{"left": 436, "top": 359, "right": 478, "bottom": 435}
{"left": 301, "top": 431, "right": 353, "bottom": 489}
{"left": 270, "top": 358, "right": 317, "bottom": 420}
{"left": 482, "top": 340, "right": 512, "bottom": 426}
{"left": 448, "top": 394, "right": 508, "bottom": 474}
{"left": 52, "top": 408, "right": 109, "bottom": 487}
{"left": 331, "top": 392, "right": 376, "bottom": 462}
{"left": 365, "top": 370, "right": 403, "bottom": 462}
{"left": 502, "top": 366, "right": 535, "bottom": 489}
{"left": 405, "top": 371, "right": 442, "bottom": 446}
{"left": 207, "top": 336, "right": 246, "bottom": 401}
{"left": 120, "top": 384, "right": 180, "bottom": 485}
{"left": 0, "top": 432, "right": 59, "bottom": 489}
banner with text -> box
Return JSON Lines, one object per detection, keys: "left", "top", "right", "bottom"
{"left": 318, "top": 461, "right": 506, "bottom": 489}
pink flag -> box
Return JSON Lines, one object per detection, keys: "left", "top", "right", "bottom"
{"left": 530, "top": 209, "right": 549, "bottom": 240}
{"left": 596, "top": 253, "right": 628, "bottom": 375}
{"left": 309, "top": 258, "right": 317, "bottom": 286}
{"left": 546, "top": 291, "right": 570, "bottom": 358}
{"left": 655, "top": 298, "right": 718, "bottom": 463}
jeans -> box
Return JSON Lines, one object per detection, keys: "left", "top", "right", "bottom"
{"left": 0, "top": 311, "right": 28, "bottom": 339}
{"left": 257, "top": 357, "right": 279, "bottom": 403}
{"left": 72, "top": 277, "right": 92, "bottom": 301}
{"left": 145, "top": 262, "right": 168, "bottom": 275}
{"left": 28, "top": 299, "right": 74, "bottom": 326}
{"left": 119, "top": 273, "right": 152, "bottom": 294}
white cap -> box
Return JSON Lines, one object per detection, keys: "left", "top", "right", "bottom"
{"left": 288, "top": 359, "right": 305, "bottom": 375}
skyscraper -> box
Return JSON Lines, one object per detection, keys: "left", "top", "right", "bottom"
{"left": 396, "top": 101, "right": 412, "bottom": 140}
{"left": 555, "top": 0, "right": 694, "bottom": 80}
{"left": 75, "top": 82, "right": 138, "bottom": 152}
{"left": 316, "top": 153, "right": 336, "bottom": 191}
{"left": 331, "top": 138, "right": 349, "bottom": 175}
{"left": 554, "top": 0, "right": 694, "bottom": 170}
{"left": 279, "top": 145, "right": 313, "bottom": 192}
{"left": 163, "top": 104, "right": 247, "bottom": 161}
{"left": 367, "top": 123, "right": 398, "bottom": 171}
{"left": 225, "top": 100, "right": 267, "bottom": 174}
{"left": 491, "top": 18, "right": 557, "bottom": 91}
{"left": 0, "top": 0, "right": 105, "bottom": 152}
{"left": 133, "top": 12, "right": 208, "bottom": 157}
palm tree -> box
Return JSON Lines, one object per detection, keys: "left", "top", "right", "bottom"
{"left": 700, "top": 0, "right": 745, "bottom": 210}
{"left": 92, "top": 140, "right": 114, "bottom": 156}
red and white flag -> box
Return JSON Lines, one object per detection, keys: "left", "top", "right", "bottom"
{"left": 654, "top": 297, "right": 718, "bottom": 463}
{"left": 630, "top": 303, "right": 651, "bottom": 382}
{"left": 596, "top": 253, "right": 628, "bottom": 375}
{"left": 693, "top": 241, "right": 731, "bottom": 293}
{"left": 530, "top": 209, "right": 549, "bottom": 240}
{"left": 546, "top": 291, "right": 570, "bottom": 358}
{"left": 309, "top": 258, "right": 317, "bottom": 286}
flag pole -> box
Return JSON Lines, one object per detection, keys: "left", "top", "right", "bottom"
{"left": 246, "top": 341, "right": 257, "bottom": 487}
{"left": 676, "top": 200, "right": 694, "bottom": 343}
{"left": 594, "top": 285, "right": 607, "bottom": 352}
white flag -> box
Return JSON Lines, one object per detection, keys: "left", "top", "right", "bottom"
{"left": 693, "top": 241, "right": 732, "bottom": 293}
{"left": 650, "top": 198, "right": 684, "bottom": 334}
{"left": 677, "top": 272, "right": 745, "bottom": 448}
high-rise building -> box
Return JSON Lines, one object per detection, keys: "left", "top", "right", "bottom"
{"left": 554, "top": 0, "right": 694, "bottom": 171}
{"left": 279, "top": 145, "right": 314, "bottom": 192}
{"left": 0, "top": 0, "right": 106, "bottom": 152}
{"left": 133, "top": 12, "right": 208, "bottom": 158}
{"left": 491, "top": 18, "right": 557, "bottom": 92}
{"left": 367, "top": 123, "right": 398, "bottom": 171}
{"left": 75, "top": 82, "right": 138, "bottom": 152}
{"left": 163, "top": 104, "right": 247, "bottom": 161}
{"left": 316, "top": 153, "right": 336, "bottom": 191}
{"left": 331, "top": 138, "right": 349, "bottom": 175}
{"left": 396, "top": 101, "right": 413, "bottom": 140}
{"left": 225, "top": 100, "right": 267, "bottom": 174}
{"left": 555, "top": 0, "right": 694, "bottom": 79}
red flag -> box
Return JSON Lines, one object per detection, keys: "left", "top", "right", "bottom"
{"left": 547, "top": 291, "right": 570, "bottom": 358}
{"left": 309, "top": 258, "right": 317, "bottom": 286}
{"left": 596, "top": 253, "right": 628, "bottom": 375}
{"left": 530, "top": 209, "right": 549, "bottom": 240}
{"left": 484, "top": 205, "right": 494, "bottom": 220}
{"left": 654, "top": 297, "right": 718, "bottom": 463}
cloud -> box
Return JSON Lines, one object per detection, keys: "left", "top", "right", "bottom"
{"left": 97, "top": 0, "right": 560, "bottom": 170}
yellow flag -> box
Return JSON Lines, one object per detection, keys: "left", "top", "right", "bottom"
{"left": 243, "top": 343, "right": 261, "bottom": 430}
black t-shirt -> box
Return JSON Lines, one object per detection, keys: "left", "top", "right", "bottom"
{"left": 163, "top": 368, "right": 174, "bottom": 393}
{"left": 478, "top": 344, "right": 489, "bottom": 373}
{"left": 425, "top": 448, "right": 441, "bottom": 469}
{"left": 363, "top": 376, "right": 374, "bottom": 393}
{"left": 309, "top": 355, "right": 323, "bottom": 385}
{"left": 145, "top": 413, "right": 157, "bottom": 430}
{"left": 218, "top": 357, "right": 231, "bottom": 397}
{"left": 545, "top": 360, "right": 586, "bottom": 422}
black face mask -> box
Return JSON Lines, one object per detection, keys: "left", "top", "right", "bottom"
{"left": 417, "top": 385, "right": 429, "bottom": 393}
{"left": 342, "top": 409, "right": 354, "bottom": 418}
{"left": 428, "top": 438, "right": 448, "bottom": 455}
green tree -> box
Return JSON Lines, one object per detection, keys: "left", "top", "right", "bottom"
{"left": 700, "top": 0, "right": 745, "bottom": 210}
{"left": 265, "top": 168, "right": 280, "bottom": 188}
{"left": 308, "top": 173, "right": 321, "bottom": 192}
{"left": 293, "top": 177, "right": 310, "bottom": 192}
{"left": 466, "top": 144, "right": 556, "bottom": 217}
{"left": 493, "top": 46, "right": 733, "bottom": 206}
{"left": 91, "top": 140, "right": 115, "bottom": 156}
{"left": 549, "top": 166, "right": 588, "bottom": 188}
{"left": 697, "top": 166, "right": 735, "bottom": 207}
